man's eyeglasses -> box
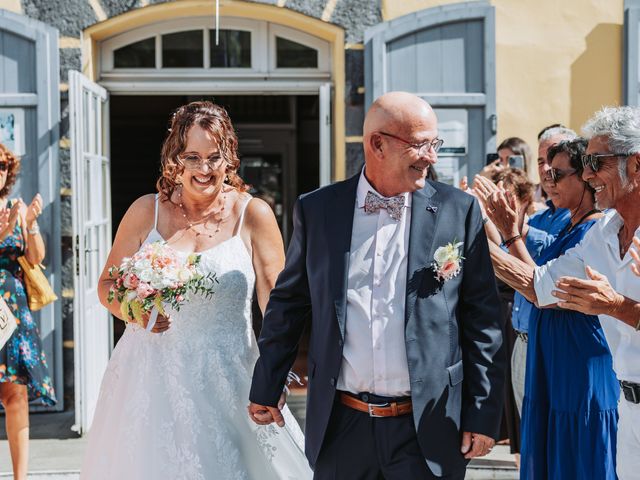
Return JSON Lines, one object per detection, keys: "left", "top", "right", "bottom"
{"left": 377, "top": 131, "right": 444, "bottom": 156}
{"left": 178, "top": 154, "right": 224, "bottom": 171}
{"left": 581, "top": 153, "right": 628, "bottom": 172}
{"left": 0, "top": 162, "right": 7, "bottom": 172}
{"left": 546, "top": 167, "right": 577, "bottom": 184}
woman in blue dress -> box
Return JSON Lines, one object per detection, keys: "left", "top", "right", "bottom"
{"left": 0, "top": 143, "right": 56, "bottom": 480}
{"left": 482, "top": 138, "right": 619, "bottom": 479}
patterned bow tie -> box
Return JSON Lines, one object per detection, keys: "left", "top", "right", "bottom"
{"left": 364, "top": 190, "right": 405, "bottom": 221}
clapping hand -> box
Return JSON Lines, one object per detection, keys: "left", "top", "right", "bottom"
{"left": 473, "top": 176, "right": 520, "bottom": 238}
{"left": 631, "top": 236, "right": 640, "bottom": 277}
{"left": 552, "top": 266, "right": 624, "bottom": 316}
{"left": 25, "top": 193, "right": 43, "bottom": 227}
{"left": 0, "top": 201, "right": 22, "bottom": 240}
{"left": 248, "top": 392, "right": 287, "bottom": 428}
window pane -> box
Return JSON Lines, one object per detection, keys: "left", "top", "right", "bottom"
{"left": 114, "top": 37, "right": 155, "bottom": 68}
{"left": 210, "top": 30, "right": 251, "bottom": 68}
{"left": 162, "top": 30, "right": 204, "bottom": 68}
{"left": 276, "top": 37, "right": 318, "bottom": 68}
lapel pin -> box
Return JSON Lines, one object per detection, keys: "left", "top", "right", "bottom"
{"left": 426, "top": 205, "right": 438, "bottom": 213}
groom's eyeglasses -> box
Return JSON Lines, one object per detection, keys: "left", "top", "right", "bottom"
{"left": 377, "top": 132, "right": 444, "bottom": 156}
{"left": 178, "top": 154, "right": 224, "bottom": 170}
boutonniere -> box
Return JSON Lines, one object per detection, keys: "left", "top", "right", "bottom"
{"left": 432, "top": 241, "right": 464, "bottom": 282}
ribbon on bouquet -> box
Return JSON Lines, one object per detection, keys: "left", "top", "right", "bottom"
{"left": 145, "top": 306, "right": 160, "bottom": 332}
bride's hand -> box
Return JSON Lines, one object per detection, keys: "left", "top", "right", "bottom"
{"left": 136, "top": 312, "right": 172, "bottom": 333}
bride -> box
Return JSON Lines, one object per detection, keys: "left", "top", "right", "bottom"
{"left": 80, "top": 101, "right": 312, "bottom": 479}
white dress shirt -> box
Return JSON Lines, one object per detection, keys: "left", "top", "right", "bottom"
{"left": 337, "top": 169, "right": 412, "bottom": 397}
{"left": 534, "top": 209, "right": 640, "bottom": 383}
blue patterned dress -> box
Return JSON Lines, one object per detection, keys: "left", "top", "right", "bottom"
{"left": 0, "top": 218, "right": 56, "bottom": 405}
{"left": 520, "top": 219, "right": 618, "bottom": 479}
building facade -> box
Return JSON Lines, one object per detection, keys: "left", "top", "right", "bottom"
{"left": 0, "top": 0, "right": 634, "bottom": 434}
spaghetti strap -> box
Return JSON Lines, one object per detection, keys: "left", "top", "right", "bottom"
{"left": 153, "top": 194, "right": 160, "bottom": 230}
{"left": 234, "top": 195, "right": 252, "bottom": 236}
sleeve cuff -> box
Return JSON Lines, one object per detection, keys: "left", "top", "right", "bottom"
{"left": 533, "top": 262, "right": 557, "bottom": 307}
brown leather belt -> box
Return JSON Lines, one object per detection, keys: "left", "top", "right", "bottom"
{"left": 340, "top": 393, "right": 413, "bottom": 417}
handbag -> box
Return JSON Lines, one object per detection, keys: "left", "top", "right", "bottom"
{"left": 16, "top": 256, "right": 58, "bottom": 311}
{"left": 0, "top": 296, "right": 17, "bottom": 350}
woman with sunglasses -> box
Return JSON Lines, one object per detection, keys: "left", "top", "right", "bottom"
{"left": 0, "top": 143, "right": 56, "bottom": 480}
{"left": 478, "top": 138, "right": 619, "bottom": 479}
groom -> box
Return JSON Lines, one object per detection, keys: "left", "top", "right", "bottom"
{"left": 249, "top": 92, "right": 505, "bottom": 479}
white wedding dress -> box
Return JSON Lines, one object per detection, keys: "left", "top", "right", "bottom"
{"left": 81, "top": 195, "right": 312, "bottom": 480}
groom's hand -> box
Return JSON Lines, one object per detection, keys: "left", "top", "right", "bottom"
{"left": 461, "top": 431, "right": 495, "bottom": 459}
{"left": 248, "top": 398, "right": 285, "bottom": 428}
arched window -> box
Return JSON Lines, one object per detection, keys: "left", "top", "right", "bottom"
{"left": 101, "top": 17, "right": 330, "bottom": 76}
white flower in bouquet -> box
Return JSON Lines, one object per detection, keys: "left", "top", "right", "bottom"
{"left": 108, "top": 241, "right": 217, "bottom": 326}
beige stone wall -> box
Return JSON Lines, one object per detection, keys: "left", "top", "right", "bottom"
{"left": 382, "top": 0, "right": 624, "bottom": 180}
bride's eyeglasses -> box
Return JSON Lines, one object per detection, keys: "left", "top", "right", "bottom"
{"left": 178, "top": 153, "right": 224, "bottom": 170}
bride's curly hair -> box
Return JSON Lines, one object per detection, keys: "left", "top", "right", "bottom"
{"left": 157, "top": 101, "right": 249, "bottom": 201}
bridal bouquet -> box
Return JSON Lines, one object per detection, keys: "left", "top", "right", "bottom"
{"left": 107, "top": 241, "right": 217, "bottom": 328}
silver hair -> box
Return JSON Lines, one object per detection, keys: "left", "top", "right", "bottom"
{"left": 582, "top": 106, "right": 640, "bottom": 185}
{"left": 582, "top": 106, "right": 640, "bottom": 154}
{"left": 539, "top": 126, "right": 577, "bottom": 143}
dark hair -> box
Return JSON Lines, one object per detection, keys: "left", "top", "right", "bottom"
{"left": 537, "top": 123, "right": 565, "bottom": 140}
{"left": 491, "top": 167, "right": 534, "bottom": 205}
{"left": 157, "top": 101, "right": 249, "bottom": 201}
{"left": 497, "top": 137, "right": 532, "bottom": 172}
{"left": 0, "top": 143, "right": 20, "bottom": 198}
{"left": 547, "top": 138, "right": 594, "bottom": 194}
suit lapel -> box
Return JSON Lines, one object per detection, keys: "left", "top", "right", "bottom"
{"left": 405, "top": 182, "right": 441, "bottom": 325}
{"left": 326, "top": 174, "right": 359, "bottom": 340}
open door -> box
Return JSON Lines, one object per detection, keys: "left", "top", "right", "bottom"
{"left": 0, "top": 9, "right": 62, "bottom": 412}
{"left": 69, "top": 71, "right": 112, "bottom": 434}
{"left": 319, "top": 83, "right": 332, "bottom": 185}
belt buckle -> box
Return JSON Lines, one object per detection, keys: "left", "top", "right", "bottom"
{"left": 367, "top": 402, "right": 390, "bottom": 417}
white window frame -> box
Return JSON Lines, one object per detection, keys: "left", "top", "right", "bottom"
{"left": 269, "top": 23, "right": 331, "bottom": 75}
{"left": 100, "top": 16, "right": 330, "bottom": 80}
{"left": 100, "top": 17, "right": 268, "bottom": 75}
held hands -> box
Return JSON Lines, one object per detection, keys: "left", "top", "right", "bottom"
{"left": 248, "top": 392, "right": 287, "bottom": 428}
{"left": 552, "top": 266, "right": 624, "bottom": 316}
{"left": 461, "top": 431, "right": 495, "bottom": 459}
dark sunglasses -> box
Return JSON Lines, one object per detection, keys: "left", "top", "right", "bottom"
{"left": 546, "top": 167, "right": 577, "bottom": 184}
{"left": 0, "top": 162, "right": 8, "bottom": 172}
{"left": 581, "top": 153, "right": 628, "bottom": 172}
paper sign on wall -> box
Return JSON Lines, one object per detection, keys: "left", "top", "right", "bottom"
{"left": 434, "top": 108, "right": 468, "bottom": 155}
{"left": 0, "top": 109, "right": 26, "bottom": 157}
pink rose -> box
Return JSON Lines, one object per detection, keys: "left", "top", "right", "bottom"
{"left": 441, "top": 260, "right": 458, "bottom": 276}
{"left": 123, "top": 273, "right": 140, "bottom": 289}
{"left": 136, "top": 282, "right": 155, "bottom": 299}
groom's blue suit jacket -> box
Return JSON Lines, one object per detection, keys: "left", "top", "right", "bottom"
{"left": 250, "top": 174, "right": 505, "bottom": 476}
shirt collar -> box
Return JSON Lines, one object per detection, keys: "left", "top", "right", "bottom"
{"left": 545, "top": 199, "right": 556, "bottom": 212}
{"left": 356, "top": 167, "right": 412, "bottom": 209}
